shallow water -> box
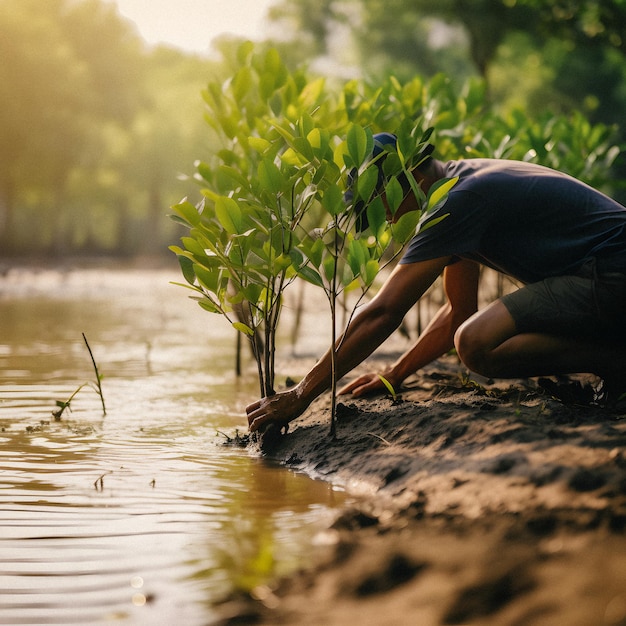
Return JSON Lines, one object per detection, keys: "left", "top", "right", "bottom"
{"left": 0, "top": 267, "right": 345, "bottom": 625}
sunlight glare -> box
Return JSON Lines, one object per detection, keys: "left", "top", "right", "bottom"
{"left": 107, "top": 0, "right": 277, "bottom": 55}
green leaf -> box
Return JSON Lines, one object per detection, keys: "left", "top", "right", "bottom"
{"left": 172, "top": 200, "right": 201, "bottom": 228}
{"left": 232, "top": 66, "right": 253, "bottom": 102}
{"left": 419, "top": 213, "right": 450, "bottom": 232}
{"left": 248, "top": 136, "right": 271, "bottom": 153}
{"left": 321, "top": 184, "right": 344, "bottom": 217}
{"left": 391, "top": 210, "right": 421, "bottom": 243}
{"left": 382, "top": 152, "right": 402, "bottom": 178}
{"left": 356, "top": 165, "right": 379, "bottom": 205}
{"left": 177, "top": 255, "right": 196, "bottom": 285}
{"left": 293, "top": 136, "right": 314, "bottom": 161}
{"left": 377, "top": 375, "right": 397, "bottom": 399}
{"left": 426, "top": 176, "right": 458, "bottom": 212}
{"left": 198, "top": 298, "right": 221, "bottom": 314}
{"left": 346, "top": 125, "right": 372, "bottom": 169}
{"left": 307, "top": 128, "right": 323, "bottom": 150}
{"left": 193, "top": 263, "right": 219, "bottom": 293}
{"left": 323, "top": 254, "right": 337, "bottom": 282}
{"left": 366, "top": 197, "right": 387, "bottom": 234}
{"left": 259, "top": 71, "right": 276, "bottom": 101}
{"left": 274, "top": 253, "right": 292, "bottom": 271}
{"left": 384, "top": 176, "right": 404, "bottom": 214}
{"left": 219, "top": 165, "right": 250, "bottom": 189}
{"left": 365, "top": 259, "right": 379, "bottom": 285}
{"left": 289, "top": 247, "right": 305, "bottom": 269}
{"left": 236, "top": 40, "right": 254, "bottom": 65}
{"left": 196, "top": 161, "right": 213, "bottom": 182}
{"left": 169, "top": 215, "right": 191, "bottom": 228}
{"left": 341, "top": 262, "right": 356, "bottom": 287}
{"left": 242, "top": 283, "right": 263, "bottom": 303}
{"left": 215, "top": 196, "right": 243, "bottom": 234}
{"left": 180, "top": 236, "right": 206, "bottom": 258}
{"left": 307, "top": 237, "right": 325, "bottom": 268}
{"left": 297, "top": 265, "right": 324, "bottom": 288}
{"left": 233, "top": 321, "right": 255, "bottom": 336}
{"left": 281, "top": 147, "right": 306, "bottom": 167}
{"left": 347, "top": 238, "right": 366, "bottom": 276}
{"left": 258, "top": 158, "right": 284, "bottom": 194}
{"left": 299, "top": 77, "right": 326, "bottom": 109}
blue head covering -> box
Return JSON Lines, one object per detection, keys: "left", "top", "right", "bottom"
{"left": 344, "top": 132, "right": 414, "bottom": 232}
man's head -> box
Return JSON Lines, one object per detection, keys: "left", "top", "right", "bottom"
{"left": 345, "top": 132, "right": 435, "bottom": 232}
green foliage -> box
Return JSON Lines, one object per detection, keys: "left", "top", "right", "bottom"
{"left": 450, "top": 107, "right": 621, "bottom": 188}
{"left": 172, "top": 41, "right": 621, "bottom": 426}
{"left": 171, "top": 44, "right": 462, "bottom": 426}
{"left": 0, "top": 0, "right": 146, "bottom": 253}
{"left": 269, "top": 0, "right": 626, "bottom": 202}
{"left": 171, "top": 45, "right": 338, "bottom": 396}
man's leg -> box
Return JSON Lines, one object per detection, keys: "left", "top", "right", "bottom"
{"left": 454, "top": 300, "right": 626, "bottom": 387}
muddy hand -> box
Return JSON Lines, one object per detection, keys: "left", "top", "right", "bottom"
{"left": 246, "top": 390, "right": 303, "bottom": 433}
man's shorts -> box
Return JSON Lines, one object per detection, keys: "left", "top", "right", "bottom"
{"left": 501, "top": 259, "right": 626, "bottom": 343}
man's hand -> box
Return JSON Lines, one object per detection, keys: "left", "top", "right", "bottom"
{"left": 338, "top": 371, "right": 402, "bottom": 397}
{"left": 246, "top": 388, "right": 307, "bottom": 433}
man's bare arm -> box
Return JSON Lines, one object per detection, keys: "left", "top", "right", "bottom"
{"left": 246, "top": 257, "right": 450, "bottom": 431}
{"left": 339, "top": 259, "right": 480, "bottom": 396}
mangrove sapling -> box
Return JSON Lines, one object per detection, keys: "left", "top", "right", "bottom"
{"left": 293, "top": 121, "right": 457, "bottom": 437}
{"left": 170, "top": 46, "right": 333, "bottom": 399}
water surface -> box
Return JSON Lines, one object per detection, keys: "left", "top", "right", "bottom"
{"left": 0, "top": 266, "right": 345, "bottom": 625}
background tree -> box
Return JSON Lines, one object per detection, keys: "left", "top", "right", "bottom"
{"left": 0, "top": 0, "right": 144, "bottom": 253}
{"left": 266, "top": 0, "right": 626, "bottom": 197}
{"left": 268, "top": 0, "right": 626, "bottom": 82}
{"left": 0, "top": 0, "right": 219, "bottom": 258}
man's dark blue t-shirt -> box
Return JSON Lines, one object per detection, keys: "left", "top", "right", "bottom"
{"left": 399, "top": 159, "right": 626, "bottom": 284}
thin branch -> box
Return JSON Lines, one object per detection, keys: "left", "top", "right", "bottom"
{"left": 82, "top": 333, "right": 106, "bottom": 415}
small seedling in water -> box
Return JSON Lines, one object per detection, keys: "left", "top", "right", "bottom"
{"left": 53, "top": 383, "right": 89, "bottom": 420}
{"left": 51, "top": 333, "right": 106, "bottom": 420}
{"left": 217, "top": 429, "right": 250, "bottom": 447}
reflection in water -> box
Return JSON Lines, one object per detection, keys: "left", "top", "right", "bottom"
{"left": 0, "top": 268, "right": 345, "bottom": 625}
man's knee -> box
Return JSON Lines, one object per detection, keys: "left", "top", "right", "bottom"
{"left": 454, "top": 301, "right": 517, "bottom": 378}
{"left": 454, "top": 321, "right": 492, "bottom": 376}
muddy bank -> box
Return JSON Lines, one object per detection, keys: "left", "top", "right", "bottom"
{"left": 219, "top": 356, "right": 626, "bottom": 626}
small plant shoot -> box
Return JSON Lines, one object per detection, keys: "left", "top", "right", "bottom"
{"left": 52, "top": 334, "right": 106, "bottom": 420}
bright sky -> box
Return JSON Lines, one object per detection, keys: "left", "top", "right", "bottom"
{"left": 107, "top": 0, "right": 278, "bottom": 55}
